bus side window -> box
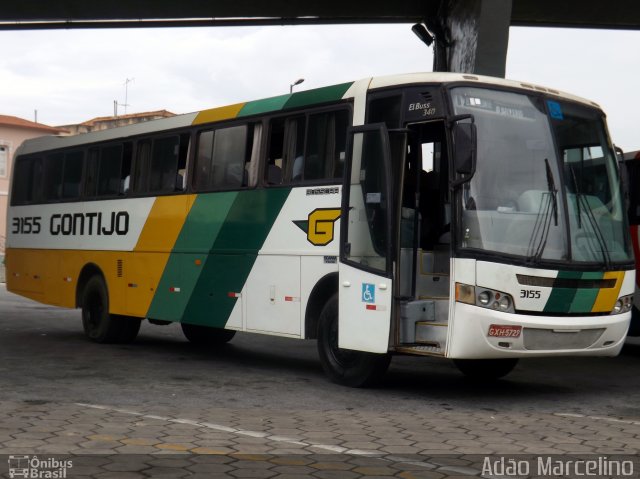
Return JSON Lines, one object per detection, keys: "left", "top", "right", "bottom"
{"left": 133, "top": 140, "right": 151, "bottom": 194}
{"left": 194, "top": 130, "right": 214, "bottom": 191}
{"left": 266, "top": 118, "right": 286, "bottom": 185}
{"left": 176, "top": 133, "right": 190, "bottom": 191}
{"left": 303, "top": 109, "right": 348, "bottom": 182}
{"left": 149, "top": 136, "right": 180, "bottom": 194}
{"left": 287, "top": 117, "right": 305, "bottom": 182}
{"left": 211, "top": 125, "right": 248, "bottom": 189}
{"left": 194, "top": 125, "right": 251, "bottom": 191}
{"left": 97, "top": 145, "right": 123, "bottom": 196}
{"left": 367, "top": 95, "right": 402, "bottom": 128}
{"left": 11, "top": 156, "right": 42, "bottom": 205}
{"left": 61, "top": 151, "right": 84, "bottom": 199}
{"left": 85, "top": 149, "right": 98, "bottom": 198}
{"left": 121, "top": 142, "right": 133, "bottom": 195}
{"left": 44, "top": 153, "right": 64, "bottom": 201}
{"left": 266, "top": 116, "right": 305, "bottom": 185}
{"left": 246, "top": 123, "right": 261, "bottom": 188}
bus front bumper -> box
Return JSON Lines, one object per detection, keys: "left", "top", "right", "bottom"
{"left": 446, "top": 302, "right": 630, "bottom": 359}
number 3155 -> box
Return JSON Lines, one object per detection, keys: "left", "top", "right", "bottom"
{"left": 520, "top": 289, "right": 541, "bottom": 299}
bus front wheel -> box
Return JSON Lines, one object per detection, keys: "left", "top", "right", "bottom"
{"left": 453, "top": 358, "right": 519, "bottom": 381}
{"left": 81, "top": 275, "right": 141, "bottom": 343}
{"left": 181, "top": 323, "right": 236, "bottom": 346}
{"left": 317, "top": 294, "right": 391, "bottom": 387}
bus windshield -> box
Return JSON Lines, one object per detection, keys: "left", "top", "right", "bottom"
{"left": 451, "top": 87, "right": 632, "bottom": 266}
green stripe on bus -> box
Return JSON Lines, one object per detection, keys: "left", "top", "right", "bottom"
{"left": 568, "top": 271, "right": 603, "bottom": 313}
{"left": 210, "top": 188, "right": 291, "bottom": 253}
{"left": 283, "top": 82, "right": 353, "bottom": 110}
{"left": 146, "top": 192, "right": 238, "bottom": 321}
{"left": 543, "top": 271, "right": 606, "bottom": 314}
{"left": 543, "top": 271, "right": 581, "bottom": 313}
{"left": 236, "top": 82, "right": 353, "bottom": 119}
{"left": 238, "top": 95, "right": 291, "bottom": 117}
{"left": 181, "top": 188, "right": 292, "bottom": 327}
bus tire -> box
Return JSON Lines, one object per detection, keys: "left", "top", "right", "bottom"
{"left": 81, "top": 275, "right": 123, "bottom": 344}
{"left": 115, "top": 315, "right": 142, "bottom": 343}
{"left": 453, "top": 358, "right": 519, "bottom": 381}
{"left": 628, "top": 306, "right": 640, "bottom": 336}
{"left": 317, "top": 294, "right": 391, "bottom": 387}
{"left": 181, "top": 323, "right": 236, "bottom": 346}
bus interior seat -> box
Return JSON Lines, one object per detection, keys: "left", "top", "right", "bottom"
{"left": 267, "top": 164, "right": 282, "bottom": 185}
{"left": 62, "top": 183, "right": 79, "bottom": 198}
{"left": 225, "top": 164, "right": 244, "bottom": 187}
{"left": 292, "top": 156, "right": 304, "bottom": 181}
{"left": 174, "top": 172, "right": 184, "bottom": 191}
{"left": 517, "top": 190, "right": 545, "bottom": 213}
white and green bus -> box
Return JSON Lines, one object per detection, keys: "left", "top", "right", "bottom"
{"left": 6, "top": 72, "right": 635, "bottom": 386}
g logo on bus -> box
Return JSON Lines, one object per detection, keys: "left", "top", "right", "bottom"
{"left": 294, "top": 208, "right": 341, "bottom": 246}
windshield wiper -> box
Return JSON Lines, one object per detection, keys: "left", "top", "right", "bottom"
{"left": 569, "top": 164, "right": 611, "bottom": 268}
{"left": 526, "top": 159, "right": 558, "bottom": 264}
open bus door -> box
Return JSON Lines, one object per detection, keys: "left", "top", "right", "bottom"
{"left": 338, "top": 124, "right": 394, "bottom": 353}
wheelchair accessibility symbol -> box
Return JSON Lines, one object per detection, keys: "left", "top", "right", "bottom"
{"left": 361, "top": 283, "right": 375, "bottom": 303}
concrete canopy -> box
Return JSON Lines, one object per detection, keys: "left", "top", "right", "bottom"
{"left": 2, "top": 1, "right": 638, "bottom": 78}
{"left": 1, "top": 0, "right": 639, "bottom": 29}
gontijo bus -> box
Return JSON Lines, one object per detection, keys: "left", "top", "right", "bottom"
{"left": 6, "top": 72, "right": 635, "bottom": 386}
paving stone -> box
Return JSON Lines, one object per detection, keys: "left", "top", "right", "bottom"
{"left": 227, "top": 467, "right": 278, "bottom": 478}
{"left": 95, "top": 472, "right": 149, "bottom": 479}
{"left": 312, "top": 471, "right": 360, "bottom": 479}
{"left": 310, "top": 460, "right": 355, "bottom": 471}
{"left": 271, "top": 465, "right": 317, "bottom": 474}
{"left": 397, "top": 471, "right": 446, "bottom": 479}
{"left": 352, "top": 465, "right": 398, "bottom": 476}
{"left": 187, "top": 462, "right": 236, "bottom": 474}
{"left": 140, "top": 466, "right": 192, "bottom": 478}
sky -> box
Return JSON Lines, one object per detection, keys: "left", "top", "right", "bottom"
{"left": 0, "top": 24, "right": 638, "bottom": 151}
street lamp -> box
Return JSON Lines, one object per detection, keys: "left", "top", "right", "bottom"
{"left": 290, "top": 78, "right": 304, "bottom": 93}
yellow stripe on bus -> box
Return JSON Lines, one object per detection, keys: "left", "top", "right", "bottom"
{"left": 6, "top": 248, "right": 130, "bottom": 312}
{"left": 591, "top": 271, "right": 625, "bottom": 313}
{"left": 123, "top": 195, "right": 197, "bottom": 317}
{"left": 192, "top": 103, "right": 245, "bottom": 125}
{"left": 135, "top": 195, "right": 196, "bottom": 252}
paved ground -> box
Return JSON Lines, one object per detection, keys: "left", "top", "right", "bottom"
{"left": 1, "top": 284, "right": 640, "bottom": 478}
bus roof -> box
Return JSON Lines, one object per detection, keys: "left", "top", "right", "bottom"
{"left": 16, "top": 72, "right": 601, "bottom": 156}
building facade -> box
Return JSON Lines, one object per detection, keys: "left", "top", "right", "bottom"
{"left": 58, "top": 110, "right": 175, "bottom": 136}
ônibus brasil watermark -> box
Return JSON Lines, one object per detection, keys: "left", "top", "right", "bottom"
{"left": 8, "top": 455, "right": 72, "bottom": 479}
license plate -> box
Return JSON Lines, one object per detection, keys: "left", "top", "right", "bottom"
{"left": 488, "top": 324, "right": 522, "bottom": 338}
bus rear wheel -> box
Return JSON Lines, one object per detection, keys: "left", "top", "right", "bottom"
{"left": 81, "top": 275, "right": 141, "bottom": 344}
{"left": 317, "top": 294, "right": 391, "bottom": 387}
{"left": 453, "top": 358, "right": 519, "bottom": 381}
{"left": 181, "top": 323, "right": 236, "bottom": 346}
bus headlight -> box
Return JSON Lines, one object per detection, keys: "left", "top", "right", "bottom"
{"left": 497, "top": 295, "right": 512, "bottom": 311}
{"left": 612, "top": 295, "right": 633, "bottom": 314}
{"left": 479, "top": 288, "right": 514, "bottom": 313}
{"left": 478, "top": 291, "right": 491, "bottom": 305}
{"left": 455, "top": 283, "right": 515, "bottom": 313}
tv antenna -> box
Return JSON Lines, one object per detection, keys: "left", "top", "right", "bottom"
{"left": 114, "top": 77, "right": 134, "bottom": 117}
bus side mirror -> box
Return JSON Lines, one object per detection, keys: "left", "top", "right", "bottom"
{"left": 453, "top": 122, "right": 476, "bottom": 176}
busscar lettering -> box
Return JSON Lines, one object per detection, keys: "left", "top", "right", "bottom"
{"left": 50, "top": 211, "right": 129, "bottom": 236}
{"left": 306, "top": 187, "right": 339, "bottom": 196}
{"left": 408, "top": 102, "right": 437, "bottom": 117}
